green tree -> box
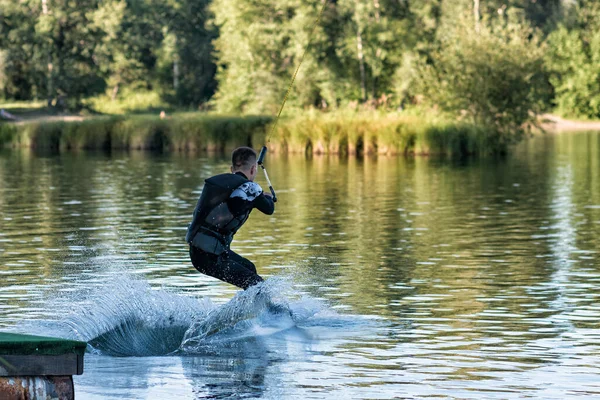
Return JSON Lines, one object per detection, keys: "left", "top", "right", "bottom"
{"left": 39, "top": 0, "right": 107, "bottom": 106}
{"left": 211, "top": 0, "right": 309, "bottom": 114}
{"left": 0, "top": 0, "right": 216, "bottom": 108}
{"left": 415, "top": 18, "right": 550, "bottom": 142}
{"left": 157, "top": 0, "right": 217, "bottom": 106}
{"left": 336, "top": 0, "right": 412, "bottom": 105}
{"left": 439, "top": 0, "right": 561, "bottom": 31}
{"left": 546, "top": 1, "right": 600, "bottom": 118}
{"left": 0, "top": 0, "right": 107, "bottom": 106}
{"left": 89, "top": 0, "right": 146, "bottom": 100}
{"left": 0, "top": 0, "right": 47, "bottom": 100}
{"left": 211, "top": 0, "right": 416, "bottom": 113}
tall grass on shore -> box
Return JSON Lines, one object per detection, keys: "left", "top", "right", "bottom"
{"left": 271, "top": 112, "right": 501, "bottom": 156}
{"left": 0, "top": 114, "right": 272, "bottom": 152}
{"left": 0, "top": 112, "right": 506, "bottom": 156}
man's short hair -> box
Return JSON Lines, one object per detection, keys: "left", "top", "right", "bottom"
{"left": 231, "top": 147, "right": 257, "bottom": 170}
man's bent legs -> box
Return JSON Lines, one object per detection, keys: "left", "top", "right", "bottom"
{"left": 225, "top": 249, "right": 264, "bottom": 288}
{"left": 190, "top": 246, "right": 263, "bottom": 290}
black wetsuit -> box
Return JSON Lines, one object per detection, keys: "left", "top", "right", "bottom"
{"left": 186, "top": 171, "right": 275, "bottom": 289}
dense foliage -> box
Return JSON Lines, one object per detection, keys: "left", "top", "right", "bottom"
{"left": 546, "top": 0, "right": 600, "bottom": 119}
{"left": 0, "top": 0, "right": 215, "bottom": 107}
{"left": 415, "top": 20, "right": 550, "bottom": 141}
{"left": 1, "top": 0, "right": 599, "bottom": 123}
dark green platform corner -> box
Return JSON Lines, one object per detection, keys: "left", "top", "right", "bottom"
{"left": 0, "top": 332, "right": 86, "bottom": 356}
{"left": 0, "top": 332, "right": 86, "bottom": 376}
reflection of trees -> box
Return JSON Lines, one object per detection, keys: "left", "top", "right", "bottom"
{"left": 336, "top": 156, "right": 416, "bottom": 316}
{"left": 239, "top": 154, "right": 419, "bottom": 316}
{"left": 2, "top": 132, "right": 600, "bottom": 350}
{"left": 406, "top": 148, "right": 564, "bottom": 346}
{"left": 545, "top": 132, "right": 600, "bottom": 332}
{"left": 0, "top": 150, "right": 65, "bottom": 283}
{"left": 396, "top": 132, "right": 600, "bottom": 359}
{"left": 0, "top": 151, "right": 91, "bottom": 318}
{"left": 235, "top": 136, "right": 600, "bottom": 334}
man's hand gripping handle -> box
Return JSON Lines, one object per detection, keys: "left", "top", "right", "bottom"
{"left": 258, "top": 146, "right": 277, "bottom": 203}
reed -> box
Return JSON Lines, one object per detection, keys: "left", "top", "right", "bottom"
{"left": 0, "top": 112, "right": 506, "bottom": 156}
{"left": 270, "top": 112, "right": 497, "bottom": 157}
{"left": 0, "top": 114, "right": 271, "bottom": 152}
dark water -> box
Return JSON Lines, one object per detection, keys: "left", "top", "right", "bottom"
{"left": 1, "top": 131, "right": 600, "bottom": 399}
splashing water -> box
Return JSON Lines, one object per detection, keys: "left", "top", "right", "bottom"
{"left": 179, "top": 278, "right": 309, "bottom": 353}
{"left": 14, "top": 276, "right": 329, "bottom": 357}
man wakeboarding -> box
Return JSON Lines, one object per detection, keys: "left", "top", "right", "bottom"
{"left": 186, "top": 147, "right": 275, "bottom": 289}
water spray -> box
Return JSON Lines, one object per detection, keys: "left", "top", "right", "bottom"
{"left": 257, "top": 146, "right": 277, "bottom": 202}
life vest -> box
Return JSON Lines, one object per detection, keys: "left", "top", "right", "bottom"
{"left": 186, "top": 173, "right": 260, "bottom": 254}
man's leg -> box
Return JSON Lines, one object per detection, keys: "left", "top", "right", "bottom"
{"left": 190, "top": 247, "right": 288, "bottom": 314}
{"left": 224, "top": 249, "right": 264, "bottom": 289}
{"left": 227, "top": 250, "right": 290, "bottom": 314}
{"left": 226, "top": 250, "right": 259, "bottom": 274}
{"left": 189, "top": 246, "right": 221, "bottom": 279}
{"left": 190, "top": 246, "right": 263, "bottom": 290}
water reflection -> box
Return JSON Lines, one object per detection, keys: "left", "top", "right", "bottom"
{"left": 1, "top": 132, "right": 600, "bottom": 398}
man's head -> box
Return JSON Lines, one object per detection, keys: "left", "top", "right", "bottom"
{"left": 231, "top": 147, "right": 258, "bottom": 181}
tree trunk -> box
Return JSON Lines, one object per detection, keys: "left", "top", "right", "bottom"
{"left": 373, "top": 0, "right": 381, "bottom": 23}
{"left": 373, "top": 76, "right": 378, "bottom": 100}
{"left": 46, "top": 59, "right": 53, "bottom": 107}
{"left": 42, "top": 0, "right": 54, "bottom": 107}
{"left": 173, "top": 58, "right": 179, "bottom": 91}
{"left": 111, "top": 84, "right": 119, "bottom": 101}
{"left": 373, "top": 0, "right": 382, "bottom": 100}
{"left": 356, "top": 27, "right": 367, "bottom": 102}
{"left": 474, "top": 0, "right": 481, "bottom": 33}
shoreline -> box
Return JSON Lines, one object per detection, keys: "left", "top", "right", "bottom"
{"left": 4, "top": 109, "right": 600, "bottom": 132}
{"left": 540, "top": 114, "right": 600, "bottom": 132}
{"left": 2, "top": 110, "right": 599, "bottom": 157}
{"left": 0, "top": 112, "right": 491, "bottom": 156}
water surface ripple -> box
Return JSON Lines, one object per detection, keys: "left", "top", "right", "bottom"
{"left": 1, "top": 132, "right": 600, "bottom": 399}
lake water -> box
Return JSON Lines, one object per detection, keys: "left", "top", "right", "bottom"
{"left": 1, "top": 131, "right": 599, "bottom": 399}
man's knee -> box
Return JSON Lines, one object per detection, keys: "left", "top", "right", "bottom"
{"left": 192, "top": 247, "right": 263, "bottom": 289}
{"left": 242, "top": 259, "right": 257, "bottom": 274}
{"left": 223, "top": 255, "right": 263, "bottom": 289}
{"left": 227, "top": 250, "right": 258, "bottom": 274}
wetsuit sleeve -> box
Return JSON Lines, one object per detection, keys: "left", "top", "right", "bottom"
{"left": 253, "top": 193, "right": 275, "bottom": 215}
{"left": 228, "top": 181, "right": 274, "bottom": 216}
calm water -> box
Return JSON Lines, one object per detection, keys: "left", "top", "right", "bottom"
{"left": 1, "top": 131, "right": 600, "bottom": 399}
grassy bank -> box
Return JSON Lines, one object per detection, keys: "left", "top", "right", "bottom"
{"left": 0, "top": 111, "right": 508, "bottom": 156}
{"left": 0, "top": 114, "right": 271, "bottom": 152}
{"left": 271, "top": 112, "right": 505, "bottom": 156}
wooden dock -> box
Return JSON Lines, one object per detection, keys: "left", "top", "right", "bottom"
{"left": 0, "top": 332, "right": 86, "bottom": 399}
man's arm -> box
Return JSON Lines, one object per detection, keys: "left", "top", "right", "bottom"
{"left": 229, "top": 181, "right": 274, "bottom": 216}
{"left": 254, "top": 192, "right": 275, "bottom": 215}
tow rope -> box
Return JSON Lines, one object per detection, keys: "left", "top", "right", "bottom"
{"left": 259, "top": 0, "right": 329, "bottom": 202}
